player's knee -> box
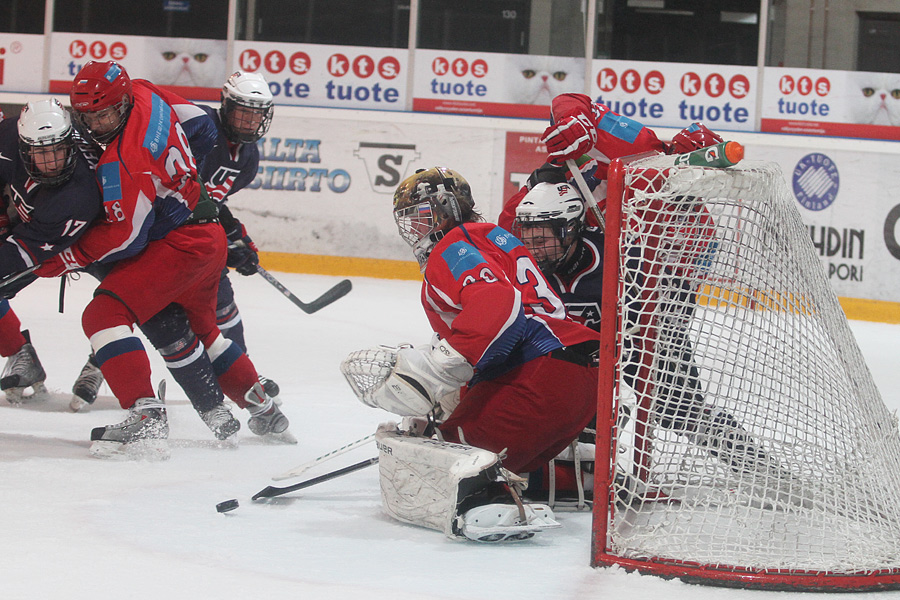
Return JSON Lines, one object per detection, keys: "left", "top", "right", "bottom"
{"left": 82, "top": 294, "right": 133, "bottom": 338}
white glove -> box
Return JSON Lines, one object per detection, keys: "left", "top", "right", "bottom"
{"left": 342, "top": 339, "right": 473, "bottom": 418}
{"left": 390, "top": 338, "right": 474, "bottom": 417}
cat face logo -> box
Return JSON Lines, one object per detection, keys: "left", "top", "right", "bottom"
{"left": 792, "top": 153, "right": 839, "bottom": 211}
{"left": 354, "top": 142, "right": 420, "bottom": 194}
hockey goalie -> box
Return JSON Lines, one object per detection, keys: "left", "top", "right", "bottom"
{"left": 341, "top": 167, "right": 601, "bottom": 542}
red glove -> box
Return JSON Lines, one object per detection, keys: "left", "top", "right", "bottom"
{"left": 34, "top": 248, "right": 85, "bottom": 278}
{"left": 34, "top": 255, "right": 68, "bottom": 278}
{"left": 667, "top": 123, "right": 723, "bottom": 155}
{"left": 542, "top": 114, "right": 597, "bottom": 165}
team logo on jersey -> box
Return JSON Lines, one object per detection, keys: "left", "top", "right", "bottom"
{"left": 566, "top": 302, "right": 602, "bottom": 328}
{"left": 442, "top": 241, "right": 486, "bottom": 280}
{"left": 487, "top": 226, "right": 522, "bottom": 252}
{"left": 354, "top": 142, "right": 420, "bottom": 194}
{"left": 792, "top": 153, "right": 839, "bottom": 211}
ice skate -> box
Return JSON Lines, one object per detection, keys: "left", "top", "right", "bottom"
{"left": 200, "top": 402, "right": 241, "bottom": 441}
{"left": 70, "top": 353, "right": 104, "bottom": 412}
{"left": 458, "top": 503, "right": 560, "bottom": 543}
{"left": 258, "top": 375, "right": 281, "bottom": 405}
{"left": 1, "top": 330, "right": 48, "bottom": 404}
{"left": 89, "top": 384, "right": 170, "bottom": 460}
{"left": 244, "top": 382, "right": 296, "bottom": 443}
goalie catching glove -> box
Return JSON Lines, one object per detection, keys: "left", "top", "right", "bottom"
{"left": 341, "top": 338, "right": 473, "bottom": 417}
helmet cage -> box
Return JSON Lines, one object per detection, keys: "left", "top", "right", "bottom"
{"left": 513, "top": 216, "right": 581, "bottom": 273}
{"left": 220, "top": 72, "right": 274, "bottom": 144}
{"left": 221, "top": 97, "right": 273, "bottom": 144}
{"left": 75, "top": 95, "right": 131, "bottom": 145}
{"left": 393, "top": 188, "right": 459, "bottom": 270}
{"left": 70, "top": 61, "right": 133, "bottom": 145}
{"left": 18, "top": 100, "right": 78, "bottom": 186}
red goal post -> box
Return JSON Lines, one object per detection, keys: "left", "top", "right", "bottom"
{"left": 591, "top": 149, "right": 900, "bottom": 592}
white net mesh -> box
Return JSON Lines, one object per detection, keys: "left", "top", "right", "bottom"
{"left": 600, "top": 154, "right": 900, "bottom": 582}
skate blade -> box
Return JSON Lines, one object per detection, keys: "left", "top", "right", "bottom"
{"left": 89, "top": 438, "right": 171, "bottom": 461}
{"left": 260, "top": 429, "right": 298, "bottom": 445}
{"left": 69, "top": 395, "right": 92, "bottom": 412}
{"left": 4, "top": 381, "right": 49, "bottom": 405}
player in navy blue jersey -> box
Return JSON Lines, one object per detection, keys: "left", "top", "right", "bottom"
{"left": 195, "top": 71, "right": 280, "bottom": 399}
{"left": 0, "top": 99, "right": 104, "bottom": 402}
{"left": 506, "top": 176, "right": 773, "bottom": 501}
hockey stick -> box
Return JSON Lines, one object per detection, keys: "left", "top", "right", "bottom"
{"left": 252, "top": 457, "right": 379, "bottom": 500}
{"left": 272, "top": 433, "right": 376, "bottom": 481}
{"left": 0, "top": 266, "right": 38, "bottom": 298}
{"left": 256, "top": 265, "right": 352, "bottom": 314}
{"left": 566, "top": 158, "right": 605, "bottom": 232}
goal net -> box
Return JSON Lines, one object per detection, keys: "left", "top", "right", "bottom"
{"left": 591, "top": 151, "right": 900, "bottom": 591}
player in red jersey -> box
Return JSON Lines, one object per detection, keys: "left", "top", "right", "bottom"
{"left": 389, "top": 167, "right": 599, "bottom": 474}
{"left": 36, "top": 61, "right": 290, "bottom": 457}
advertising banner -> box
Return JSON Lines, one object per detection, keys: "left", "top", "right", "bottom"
{"left": 234, "top": 111, "right": 502, "bottom": 262}
{"left": 750, "top": 143, "right": 900, "bottom": 302}
{"left": 48, "top": 33, "right": 227, "bottom": 100}
{"left": 0, "top": 34, "right": 45, "bottom": 94}
{"left": 412, "top": 49, "right": 584, "bottom": 119}
{"left": 761, "top": 67, "right": 900, "bottom": 141}
{"left": 589, "top": 59, "right": 757, "bottom": 132}
{"left": 233, "top": 41, "right": 407, "bottom": 110}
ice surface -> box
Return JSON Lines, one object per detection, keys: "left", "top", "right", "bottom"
{"left": 3, "top": 272, "right": 899, "bottom": 599}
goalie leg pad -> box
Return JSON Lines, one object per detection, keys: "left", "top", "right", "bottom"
{"left": 376, "top": 425, "right": 501, "bottom": 537}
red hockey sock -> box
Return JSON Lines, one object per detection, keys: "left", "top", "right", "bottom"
{"left": 216, "top": 353, "right": 258, "bottom": 408}
{"left": 0, "top": 301, "right": 26, "bottom": 357}
{"left": 82, "top": 295, "right": 154, "bottom": 409}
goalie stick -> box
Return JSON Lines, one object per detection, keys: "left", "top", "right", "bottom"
{"left": 252, "top": 457, "right": 379, "bottom": 500}
{"left": 256, "top": 266, "right": 352, "bottom": 314}
{"left": 272, "top": 433, "right": 376, "bottom": 481}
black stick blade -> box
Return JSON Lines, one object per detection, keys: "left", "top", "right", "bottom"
{"left": 251, "top": 457, "right": 378, "bottom": 501}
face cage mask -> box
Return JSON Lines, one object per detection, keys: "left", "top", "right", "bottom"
{"left": 19, "top": 136, "right": 77, "bottom": 186}
{"left": 221, "top": 99, "right": 274, "bottom": 144}
{"left": 77, "top": 97, "right": 131, "bottom": 145}
{"left": 394, "top": 198, "right": 450, "bottom": 271}
{"left": 513, "top": 217, "right": 576, "bottom": 275}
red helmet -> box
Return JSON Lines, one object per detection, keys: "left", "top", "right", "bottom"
{"left": 70, "top": 61, "right": 133, "bottom": 143}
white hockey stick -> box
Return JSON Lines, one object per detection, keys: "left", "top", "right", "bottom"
{"left": 271, "top": 433, "right": 376, "bottom": 481}
{"left": 566, "top": 158, "right": 606, "bottom": 232}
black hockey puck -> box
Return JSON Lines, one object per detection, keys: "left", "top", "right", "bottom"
{"left": 216, "top": 499, "right": 239, "bottom": 513}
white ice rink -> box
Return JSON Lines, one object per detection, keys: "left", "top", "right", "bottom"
{"left": 2, "top": 271, "right": 900, "bottom": 599}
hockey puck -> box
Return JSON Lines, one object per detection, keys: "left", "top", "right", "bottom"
{"left": 216, "top": 499, "right": 239, "bottom": 513}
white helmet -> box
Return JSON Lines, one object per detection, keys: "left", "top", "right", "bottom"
{"left": 513, "top": 182, "right": 586, "bottom": 273}
{"left": 17, "top": 98, "right": 77, "bottom": 186}
{"left": 220, "top": 71, "right": 274, "bottom": 143}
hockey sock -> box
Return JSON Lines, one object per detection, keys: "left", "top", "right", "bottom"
{"left": 206, "top": 333, "right": 258, "bottom": 408}
{"left": 140, "top": 307, "right": 224, "bottom": 414}
{"left": 0, "top": 300, "right": 27, "bottom": 357}
{"left": 83, "top": 296, "right": 154, "bottom": 409}
{"left": 216, "top": 272, "right": 247, "bottom": 351}
{"left": 216, "top": 300, "right": 247, "bottom": 352}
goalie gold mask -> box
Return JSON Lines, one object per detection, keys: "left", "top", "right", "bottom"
{"left": 393, "top": 167, "right": 476, "bottom": 271}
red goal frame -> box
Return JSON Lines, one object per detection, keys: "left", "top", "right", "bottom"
{"left": 590, "top": 153, "right": 900, "bottom": 592}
